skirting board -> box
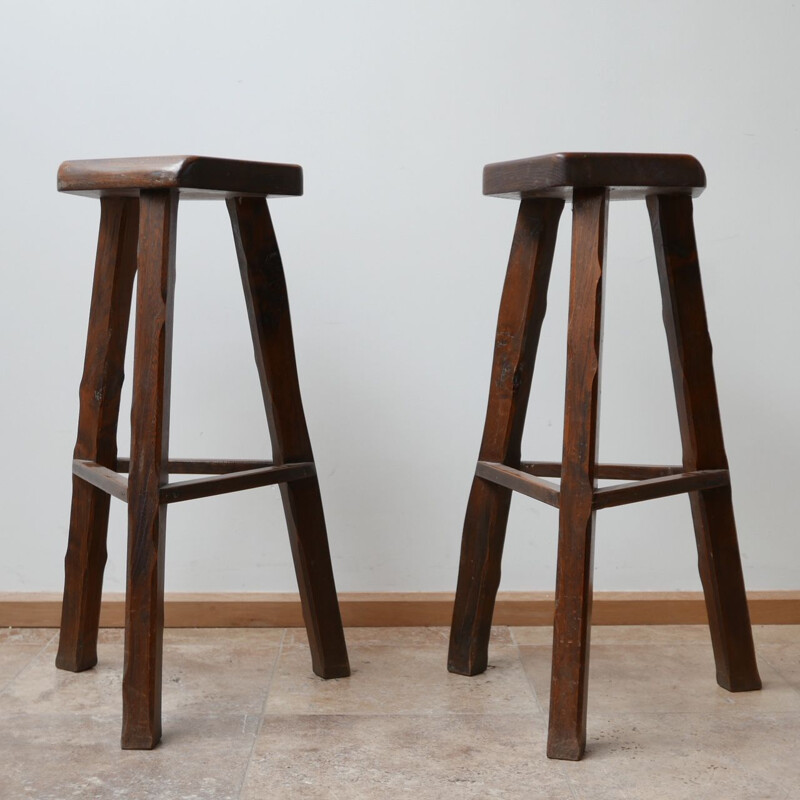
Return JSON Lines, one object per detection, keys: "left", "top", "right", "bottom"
{"left": 1, "top": 591, "right": 799, "bottom": 628}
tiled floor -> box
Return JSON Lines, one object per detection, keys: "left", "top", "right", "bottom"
{"left": 1, "top": 625, "right": 798, "bottom": 799}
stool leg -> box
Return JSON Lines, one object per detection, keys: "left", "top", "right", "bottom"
{"left": 647, "top": 193, "right": 761, "bottom": 692}
{"left": 57, "top": 197, "right": 139, "bottom": 672}
{"left": 547, "top": 188, "right": 608, "bottom": 761}
{"left": 227, "top": 196, "right": 350, "bottom": 679}
{"left": 449, "top": 198, "right": 564, "bottom": 676}
{"left": 122, "top": 190, "right": 177, "bottom": 749}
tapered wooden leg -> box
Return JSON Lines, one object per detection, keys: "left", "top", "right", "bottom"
{"left": 647, "top": 193, "right": 761, "bottom": 692}
{"left": 122, "top": 190, "right": 177, "bottom": 749}
{"left": 227, "top": 196, "right": 349, "bottom": 679}
{"left": 448, "top": 199, "right": 564, "bottom": 676}
{"left": 57, "top": 198, "right": 139, "bottom": 673}
{"left": 547, "top": 189, "right": 608, "bottom": 761}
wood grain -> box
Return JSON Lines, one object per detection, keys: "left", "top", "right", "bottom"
{"left": 56, "top": 197, "right": 139, "bottom": 673}
{"left": 592, "top": 469, "right": 730, "bottom": 509}
{"left": 483, "top": 152, "right": 705, "bottom": 201}
{"left": 548, "top": 188, "right": 608, "bottom": 761}
{"left": 58, "top": 156, "right": 302, "bottom": 199}
{"left": 648, "top": 192, "right": 761, "bottom": 693}
{"left": 122, "top": 189, "right": 178, "bottom": 750}
{"left": 116, "top": 457, "right": 272, "bottom": 474}
{"left": 59, "top": 157, "right": 349, "bottom": 750}
{"left": 449, "top": 198, "right": 564, "bottom": 677}
{"left": 72, "top": 460, "right": 130, "bottom": 502}
{"left": 475, "top": 461, "right": 560, "bottom": 507}
{"left": 227, "top": 196, "right": 349, "bottom": 680}
{"left": 520, "top": 461, "right": 684, "bottom": 480}
{"left": 159, "top": 462, "right": 316, "bottom": 504}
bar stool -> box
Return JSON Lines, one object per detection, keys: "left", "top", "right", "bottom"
{"left": 448, "top": 153, "right": 761, "bottom": 760}
{"left": 55, "top": 156, "right": 350, "bottom": 749}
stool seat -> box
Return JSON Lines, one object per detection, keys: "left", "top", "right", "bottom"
{"left": 483, "top": 152, "right": 706, "bottom": 200}
{"left": 57, "top": 155, "right": 303, "bottom": 199}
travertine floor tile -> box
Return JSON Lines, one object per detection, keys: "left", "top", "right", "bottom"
{"left": 241, "top": 714, "right": 569, "bottom": 800}
{"left": 155, "top": 640, "right": 282, "bottom": 716}
{"left": 757, "top": 642, "right": 800, "bottom": 691}
{"left": 164, "top": 627, "right": 286, "bottom": 645}
{"left": 0, "top": 712, "right": 257, "bottom": 800}
{"left": 0, "top": 641, "right": 123, "bottom": 715}
{"left": 266, "top": 645, "right": 536, "bottom": 715}
{"left": 0, "top": 645, "right": 49, "bottom": 692}
{"left": 285, "top": 625, "right": 512, "bottom": 648}
{"left": 511, "top": 625, "right": 714, "bottom": 646}
{"left": 0, "top": 627, "right": 57, "bottom": 645}
{"left": 752, "top": 624, "right": 800, "bottom": 644}
{"left": 95, "top": 627, "right": 286, "bottom": 646}
{"left": 1, "top": 637, "right": 281, "bottom": 717}
{"left": 564, "top": 711, "right": 800, "bottom": 800}
{"left": 519, "top": 643, "right": 800, "bottom": 714}
{"left": 1, "top": 626, "right": 796, "bottom": 798}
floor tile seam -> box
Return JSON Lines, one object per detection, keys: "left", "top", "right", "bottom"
{"left": 558, "top": 761, "right": 582, "bottom": 800}
{"left": 282, "top": 642, "right": 523, "bottom": 649}
{"left": 0, "top": 630, "right": 58, "bottom": 697}
{"left": 0, "top": 630, "right": 59, "bottom": 647}
{"left": 757, "top": 649, "right": 800, "bottom": 696}
{"left": 236, "top": 627, "right": 287, "bottom": 800}
{"left": 260, "top": 709, "right": 547, "bottom": 718}
{"left": 515, "top": 642, "right": 717, "bottom": 649}
{"left": 255, "top": 703, "right": 800, "bottom": 717}
{"left": 161, "top": 643, "right": 285, "bottom": 654}
{"left": 578, "top": 708, "right": 800, "bottom": 718}
{"left": 514, "top": 637, "right": 547, "bottom": 715}
{"left": 0, "top": 710, "right": 270, "bottom": 722}
{"left": 510, "top": 626, "right": 554, "bottom": 647}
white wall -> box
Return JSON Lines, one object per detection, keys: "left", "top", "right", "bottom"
{"left": 1, "top": 0, "right": 798, "bottom": 595}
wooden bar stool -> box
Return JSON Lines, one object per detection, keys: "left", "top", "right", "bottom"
{"left": 55, "top": 156, "right": 350, "bottom": 749}
{"left": 448, "top": 153, "right": 761, "bottom": 761}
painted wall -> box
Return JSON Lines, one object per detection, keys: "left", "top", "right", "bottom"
{"left": 1, "top": 1, "right": 798, "bottom": 594}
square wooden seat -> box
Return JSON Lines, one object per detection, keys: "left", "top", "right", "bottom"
{"left": 483, "top": 152, "right": 706, "bottom": 200}
{"left": 57, "top": 155, "right": 303, "bottom": 199}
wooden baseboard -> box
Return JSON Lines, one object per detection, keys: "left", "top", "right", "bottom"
{"left": 1, "top": 591, "right": 798, "bottom": 628}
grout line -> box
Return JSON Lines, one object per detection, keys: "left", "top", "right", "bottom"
{"left": 236, "top": 627, "right": 287, "bottom": 800}
{"left": 755, "top": 647, "right": 800, "bottom": 700}
{"left": 0, "top": 629, "right": 58, "bottom": 697}
{"left": 502, "top": 633, "right": 580, "bottom": 798}
{"left": 515, "top": 633, "right": 547, "bottom": 716}
{"left": 558, "top": 760, "right": 582, "bottom": 800}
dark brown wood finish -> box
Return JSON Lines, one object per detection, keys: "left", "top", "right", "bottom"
{"left": 520, "top": 461, "right": 684, "bottom": 480}
{"left": 647, "top": 193, "right": 761, "bottom": 692}
{"left": 483, "top": 152, "right": 706, "bottom": 201}
{"left": 475, "top": 462, "right": 560, "bottom": 508}
{"left": 227, "top": 196, "right": 350, "bottom": 680}
{"left": 449, "top": 153, "right": 762, "bottom": 761}
{"left": 58, "top": 156, "right": 303, "bottom": 199}
{"left": 592, "top": 469, "right": 730, "bottom": 510}
{"left": 122, "top": 189, "right": 178, "bottom": 750}
{"left": 72, "top": 460, "right": 130, "bottom": 503}
{"left": 448, "top": 198, "right": 564, "bottom": 676}
{"left": 58, "top": 156, "right": 350, "bottom": 750}
{"left": 116, "top": 457, "right": 273, "bottom": 474}
{"left": 73, "top": 459, "right": 315, "bottom": 504}
{"left": 547, "top": 188, "right": 608, "bottom": 761}
{"left": 159, "top": 462, "right": 316, "bottom": 504}
{"left": 56, "top": 197, "right": 139, "bottom": 673}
